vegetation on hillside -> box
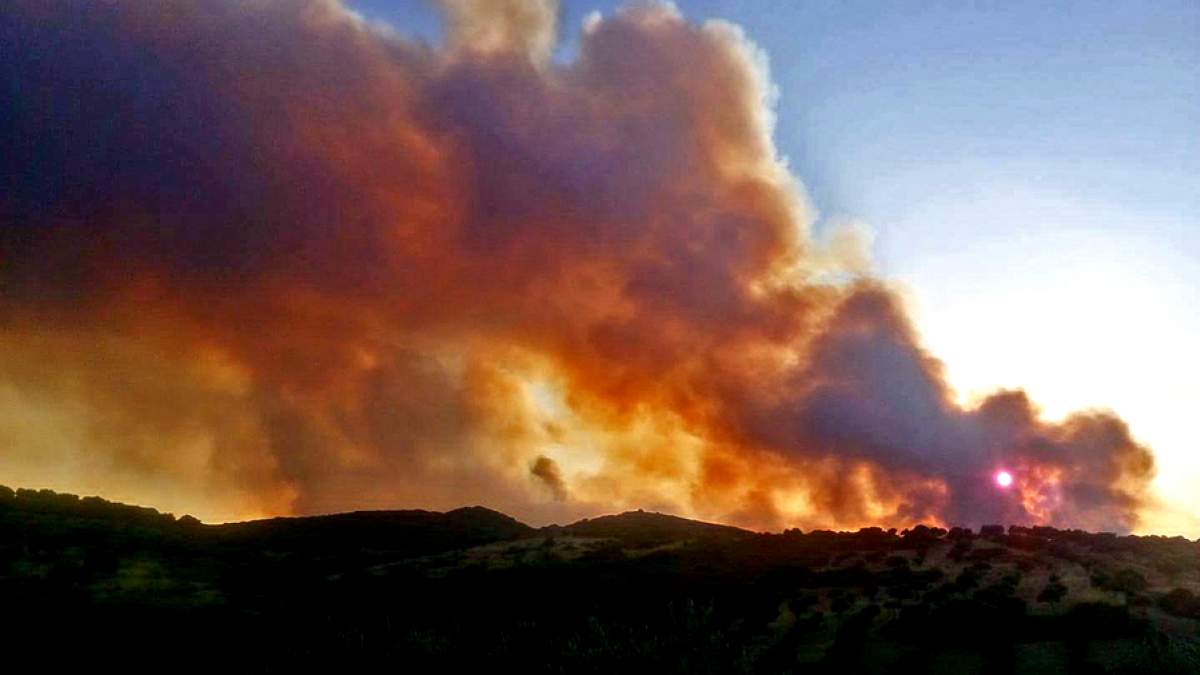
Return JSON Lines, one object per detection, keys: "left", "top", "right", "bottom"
{"left": 2, "top": 484, "right": 1198, "bottom": 673}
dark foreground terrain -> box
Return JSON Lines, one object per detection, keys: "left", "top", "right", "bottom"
{"left": 2, "top": 485, "right": 1199, "bottom": 673}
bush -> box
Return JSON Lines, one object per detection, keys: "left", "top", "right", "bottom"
{"left": 1063, "top": 602, "right": 1140, "bottom": 640}
{"left": 952, "top": 570, "right": 981, "bottom": 593}
{"left": 980, "top": 525, "right": 1005, "bottom": 538}
{"left": 1037, "top": 579, "right": 1067, "bottom": 605}
{"left": 1093, "top": 568, "right": 1148, "bottom": 595}
{"left": 947, "top": 540, "right": 971, "bottom": 562}
{"left": 1159, "top": 588, "right": 1200, "bottom": 620}
{"left": 946, "top": 527, "right": 973, "bottom": 540}
{"left": 968, "top": 547, "right": 1006, "bottom": 562}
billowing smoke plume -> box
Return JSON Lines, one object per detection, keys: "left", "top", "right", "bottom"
{"left": 0, "top": 0, "right": 1154, "bottom": 529}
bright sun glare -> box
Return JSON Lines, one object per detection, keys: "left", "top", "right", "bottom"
{"left": 995, "top": 471, "right": 1014, "bottom": 488}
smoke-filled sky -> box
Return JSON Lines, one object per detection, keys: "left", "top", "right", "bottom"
{"left": 1, "top": 0, "right": 1195, "bottom": 534}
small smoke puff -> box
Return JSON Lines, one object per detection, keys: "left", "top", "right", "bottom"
{"left": 531, "top": 456, "right": 568, "bottom": 501}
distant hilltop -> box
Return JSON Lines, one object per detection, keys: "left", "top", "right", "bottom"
{"left": 2, "top": 482, "right": 1196, "bottom": 548}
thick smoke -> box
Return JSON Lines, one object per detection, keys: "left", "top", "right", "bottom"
{"left": 0, "top": 0, "right": 1154, "bottom": 529}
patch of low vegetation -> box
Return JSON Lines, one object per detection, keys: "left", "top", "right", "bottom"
{"left": 2, "top": 484, "right": 1199, "bottom": 673}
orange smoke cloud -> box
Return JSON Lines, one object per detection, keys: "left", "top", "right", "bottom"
{"left": 0, "top": 0, "right": 1154, "bottom": 530}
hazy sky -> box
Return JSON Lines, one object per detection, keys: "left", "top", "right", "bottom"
{"left": 352, "top": 0, "right": 1200, "bottom": 532}
{"left": 2, "top": 0, "right": 1192, "bottom": 532}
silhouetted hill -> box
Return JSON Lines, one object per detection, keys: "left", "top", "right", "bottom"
{"left": 213, "top": 504, "right": 534, "bottom": 557}
{"left": 0, "top": 483, "right": 180, "bottom": 528}
{"left": 549, "top": 509, "right": 754, "bottom": 545}
{"left": 3, "top": 483, "right": 1200, "bottom": 674}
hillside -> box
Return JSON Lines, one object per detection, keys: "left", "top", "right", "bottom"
{"left": 2, "top": 485, "right": 1199, "bottom": 674}
{"left": 548, "top": 508, "right": 755, "bottom": 544}
{"left": 212, "top": 505, "right": 535, "bottom": 558}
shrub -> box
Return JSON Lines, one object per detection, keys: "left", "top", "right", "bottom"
{"left": 1159, "top": 588, "right": 1200, "bottom": 620}
{"left": 1037, "top": 579, "right": 1068, "bottom": 605}
{"left": 980, "top": 525, "right": 1005, "bottom": 538}
{"left": 946, "top": 527, "right": 973, "bottom": 540}
{"left": 1063, "top": 602, "right": 1140, "bottom": 640}
{"left": 947, "top": 540, "right": 972, "bottom": 562}
{"left": 1094, "top": 568, "right": 1148, "bottom": 595}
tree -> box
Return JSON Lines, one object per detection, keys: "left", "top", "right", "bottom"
{"left": 1158, "top": 588, "right": 1200, "bottom": 619}
{"left": 1037, "top": 577, "right": 1067, "bottom": 606}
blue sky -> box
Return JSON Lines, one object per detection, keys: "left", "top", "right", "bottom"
{"left": 350, "top": 0, "right": 1200, "bottom": 531}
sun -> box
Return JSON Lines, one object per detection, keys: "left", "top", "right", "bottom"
{"left": 995, "top": 470, "right": 1014, "bottom": 488}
